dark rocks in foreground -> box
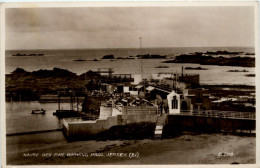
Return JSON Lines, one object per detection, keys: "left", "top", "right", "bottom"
{"left": 200, "top": 84, "right": 255, "bottom": 112}
{"left": 5, "top": 68, "right": 100, "bottom": 101}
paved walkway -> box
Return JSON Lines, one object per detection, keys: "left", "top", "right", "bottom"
{"left": 154, "top": 114, "right": 167, "bottom": 139}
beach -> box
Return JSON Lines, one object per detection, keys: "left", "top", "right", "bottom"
{"left": 6, "top": 131, "right": 255, "bottom": 165}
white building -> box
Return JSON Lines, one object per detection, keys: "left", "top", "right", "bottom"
{"left": 167, "top": 90, "right": 181, "bottom": 114}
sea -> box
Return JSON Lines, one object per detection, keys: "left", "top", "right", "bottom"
{"left": 5, "top": 47, "right": 255, "bottom": 134}
{"left": 6, "top": 102, "right": 66, "bottom": 134}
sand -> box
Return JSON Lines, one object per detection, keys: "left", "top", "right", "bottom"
{"left": 6, "top": 131, "right": 255, "bottom": 165}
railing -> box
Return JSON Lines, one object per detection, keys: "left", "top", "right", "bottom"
{"left": 63, "top": 116, "right": 98, "bottom": 123}
{"left": 179, "top": 110, "right": 255, "bottom": 120}
{"left": 122, "top": 106, "right": 157, "bottom": 115}
{"left": 153, "top": 85, "right": 172, "bottom": 92}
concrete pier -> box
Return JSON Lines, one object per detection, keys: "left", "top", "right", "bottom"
{"left": 166, "top": 114, "right": 255, "bottom": 133}
{"left": 63, "top": 110, "right": 255, "bottom": 139}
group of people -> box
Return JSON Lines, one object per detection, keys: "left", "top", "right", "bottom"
{"left": 158, "top": 101, "right": 169, "bottom": 115}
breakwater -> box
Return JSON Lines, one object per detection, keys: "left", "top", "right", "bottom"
{"left": 164, "top": 115, "right": 255, "bottom": 136}
{"left": 63, "top": 111, "right": 255, "bottom": 140}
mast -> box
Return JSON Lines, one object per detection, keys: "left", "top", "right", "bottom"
{"left": 58, "top": 90, "right": 60, "bottom": 111}
{"left": 175, "top": 70, "right": 177, "bottom": 92}
{"left": 69, "top": 90, "right": 73, "bottom": 111}
{"left": 76, "top": 90, "right": 79, "bottom": 112}
{"left": 176, "top": 73, "right": 178, "bottom": 92}
{"left": 140, "top": 37, "right": 143, "bottom": 82}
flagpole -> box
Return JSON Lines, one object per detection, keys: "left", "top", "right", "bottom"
{"left": 140, "top": 37, "right": 143, "bottom": 82}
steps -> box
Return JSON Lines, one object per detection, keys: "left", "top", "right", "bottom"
{"left": 154, "top": 114, "right": 167, "bottom": 139}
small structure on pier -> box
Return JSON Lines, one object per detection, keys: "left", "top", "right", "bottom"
{"left": 53, "top": 89, "right": 82, "bottom": 118}
{"left": 96, "top": 68, "right": 114, "bottom": 76}
{"left": 95, "top": 68, "right": 134, "bottom": 84}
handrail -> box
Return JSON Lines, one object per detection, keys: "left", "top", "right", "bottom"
{"left": 179, "top": 110, "right": 255, "bottom": 120}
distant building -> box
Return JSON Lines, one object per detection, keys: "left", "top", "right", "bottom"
{"left": 149, "top": 72, "right": 211, "bottom": 113}
{"left": 182, "top": 88, "right": 211, "bottom": 111}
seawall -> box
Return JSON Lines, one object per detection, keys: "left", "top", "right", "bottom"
{"left": 63, "top": 114, "right": 158, "bottom": 139}
{"left": 63, "top": 113, "right": 255, "bottom": 140}
{"left": 165, "top": 115, "right": 255, "bottom": 134}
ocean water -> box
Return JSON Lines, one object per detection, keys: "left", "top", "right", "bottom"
{"left": 6, "top": 102, "right": 72, "bottom": 134}
{"left": 5, "top": 47, "right": 255, "bottom": 133}
{"left": 5, "top": 47, "right": 255, "bottom": 85}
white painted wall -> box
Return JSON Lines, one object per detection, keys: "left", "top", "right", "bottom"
{"left": 132, "top": 74, "right": 142, "bottom": 84}
{"left": 99, "top": 106, "right": 112, "bottom": 119}
{"left": 123, "top": 86, "right": 138, "bottom": 96}
{"left": 123, "top": 86, "right": 129, "bottom": 92}
{"left": 129, "top": 91, "right": 138, "bottom": 96}
{"left": 167, "top": 90, "right": 181, "bottom": 114}
{"left": 112, "top": 107, "right": 122, "bottom": 116}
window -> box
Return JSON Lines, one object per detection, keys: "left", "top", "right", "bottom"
{"left": 172, "top": 95, "right": 178, "bottom": 109}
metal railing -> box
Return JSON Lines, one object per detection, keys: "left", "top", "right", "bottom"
{"left": 179, "top": 110, "right": 255, "bottom": 120}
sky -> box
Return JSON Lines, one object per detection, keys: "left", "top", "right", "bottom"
{"left": 5, "top": 6, "right": 255, "bottom": 50}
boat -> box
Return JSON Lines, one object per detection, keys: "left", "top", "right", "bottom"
{"left": 31, "top": 108, "right": 46, "bottom": 114}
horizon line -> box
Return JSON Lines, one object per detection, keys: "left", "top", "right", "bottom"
{"left": 5, "top": 46, "right": 255, "bottom": 51}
